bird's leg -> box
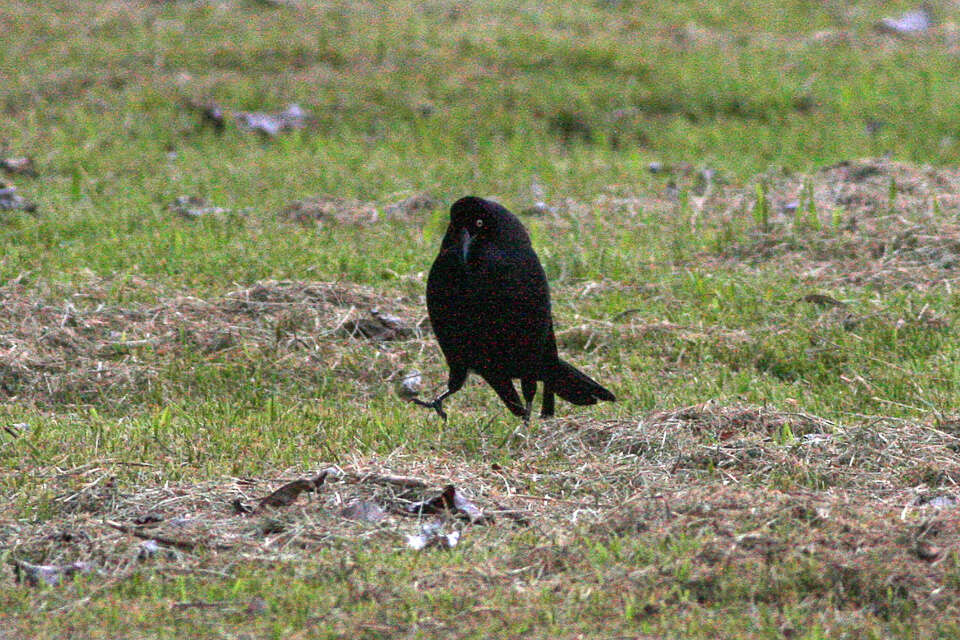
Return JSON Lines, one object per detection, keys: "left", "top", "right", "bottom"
{"left": 412, "top": 366, "right": 467, "bottom": 421}
{"left": 520, "top": 377, "right": 537, "bottom": 425}
{"left": 412, "top": 390, "right": 453, "bottom": 421}
{"left": 540, "top": 382, "right": 555, "bottom": 418}
{"left": 481, "top": 374, "right": 526, "bottom": 418}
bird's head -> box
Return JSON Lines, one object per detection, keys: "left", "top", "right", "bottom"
{"left": 446, "top": 196, "right": 531, "bottom": 265}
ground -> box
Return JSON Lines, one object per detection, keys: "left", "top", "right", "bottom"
{"left": 3, "top": 1, "right": 960, "bottom": 638}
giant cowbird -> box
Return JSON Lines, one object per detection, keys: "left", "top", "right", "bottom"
{"left": 413, "top": 196, "right": 614, "bottom": 422}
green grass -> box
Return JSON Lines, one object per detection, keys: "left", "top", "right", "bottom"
{"left": 4, "top": 0, "right": 960, "bottom": 637}
{"left": 4, "top": 0, "right": 960, "bottom": 290}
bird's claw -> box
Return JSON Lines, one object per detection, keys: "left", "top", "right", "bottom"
{"left": 411, "top": 397, "right": 448, "bottom": 421}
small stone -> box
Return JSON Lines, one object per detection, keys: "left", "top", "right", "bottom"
{"left": 234, "top": 103, "right": 310, "bottom": 137}
{"left": 0, "top": 184, "right": 37, "bottom": 213}
{"left": 876, "top": 9, "right": 932, "bottom": 35}
{"left": 1, "top": 157, "right": 36, "bottom": 176}
{"left": 780, "top": 200, "right": 800, "bottom": 215}
{"left": 520, "top": 201, "right": 553, "bottom": 216}
{"left": 138, "top": 539, "right": 161, "bottom": 560}
{"left": 395, "top": 370, "right": 422, "bottom": 399}
{"left": 168, "top": 195, "right": 228, "bottom": 220}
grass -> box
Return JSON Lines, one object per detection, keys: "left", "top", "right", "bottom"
{"left": 4, "top": 0, "right": 960, "bottom": 637}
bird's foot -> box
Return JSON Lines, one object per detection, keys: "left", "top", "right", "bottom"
{"left": 411, "top": 396, "right": 448, "bottom": 421}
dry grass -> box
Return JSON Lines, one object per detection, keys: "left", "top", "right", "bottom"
{"left": 0, "top": 279, "right": 430, "bottom": 407}
{"left": 547, "top": 158, "right": 960, "bottom": 291}
{"left": 532, "top": 403, "right": 960, "bottom": 618}
{"left": 4, "top": 402, "right": 959, "bottom": 629}
{"left": 710, "top": 158, "right": 960, "bottom": 290}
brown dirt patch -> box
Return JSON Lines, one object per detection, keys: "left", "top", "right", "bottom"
{"left": 0, "top": 280, "right": 430, "bottom": 407}
{"left": 709, "top": 158, "right": 960, "bottom": 289}
{"left": 280, "top": 192, "right": 439, "bottom": 226}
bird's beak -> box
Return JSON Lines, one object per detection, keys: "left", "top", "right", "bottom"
{"left": 460, "top": 227, "right": 473, "bottom": 264}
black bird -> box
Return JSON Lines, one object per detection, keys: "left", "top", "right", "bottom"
{"left": 413, "top": 196, "right": 614, "bottom": 422}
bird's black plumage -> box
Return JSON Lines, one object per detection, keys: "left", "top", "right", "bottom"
{"left": 413, "top": 196, "right": 614, "bottom": 422}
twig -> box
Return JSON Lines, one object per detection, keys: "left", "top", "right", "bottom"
{"left": 346, "top": 472, "right": 430, "bottom": 489}
{"left": 104, "top": 520, "right": 232, "bottom": 551}
{"left": 172, "top": 600, "right": 233, "bottom": 611}
{"left": 510, "top": 493, "right": 615, "bottom": 508}
{"left": 611, "top": 308, "right": 646, "bottom": 321}
{"left": 56, "top": 458, "right": 156, "bottom": 477}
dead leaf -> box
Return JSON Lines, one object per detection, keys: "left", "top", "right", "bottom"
{"left": 1, "top": 157, "right": 36, "bottom": 176}
{"left": 914, "top": 540, "right": 941, "bottom": 562}
{"left": 406, "top": 520, "right": 461, "bottom": 550}
{"left": 137, "top": 539, "right": 176, "bottom": 561}
{"left": 370, "top": 308, "right": 410, "bottom": 334}
{"left": 232, "top": 498, "right": 255, "bottom": 515}
{"left": 235, "top": 103, "right": 310, "bottom": 137}
{"left": 342, "top": 309, "right": 413, "bottom": 341}
{"left": 13, "top": 560, "right": 94, "bottom": 587}
{"left": 132, "top": 513, "right": 163, "bottom": 525}
{"left": 257, "top": 473, "right": 326, "bottom": 510}
{"left": 406, "top": 484, "right": 487, "bottom": 523}
{"left": 341, "top": 501, "right": 387, "bottom": 523}
{"left": 914, "top": 494, "right": 957, "bottom": 509}
{"left": 520, "top": 202, "right": 554, "bottom": 216}
{"left": 0, "top": 184, "right": 36, "bottom": 213}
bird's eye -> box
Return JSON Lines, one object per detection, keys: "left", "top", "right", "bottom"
{"left": 475, "top": 218, "right": 484, "bottom": 228}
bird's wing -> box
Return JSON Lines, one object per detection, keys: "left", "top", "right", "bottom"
{"left": 468, "top": 244, "right": 556, "bottom": 368}
{"left": 474, "top": 245, "right": 551, "bottom": 316}
{"left": 425, "top": 248, "right": 475, "bottom": 368}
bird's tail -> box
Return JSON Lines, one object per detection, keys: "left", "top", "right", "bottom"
{"left": 547, "top": 359, "right": 615, "bottom": 406}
